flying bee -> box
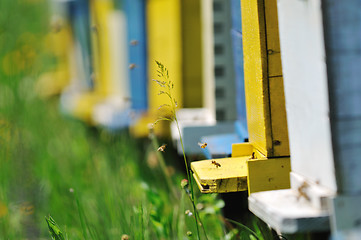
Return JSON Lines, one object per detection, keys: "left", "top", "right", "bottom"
{"left": 91, "top": 24, "right": 98, "bottom": 34}
{"left": 130, "top": 40, "right": 139, "bottom": 46}
{"left": 198, "top": 142, "right": 207, "bottom": 149}
{"left": 157, "top": 144, "right": 167, "bottom": 152}
{"left": 129, "top": 63, "right": 137, "bottom": 69}
{"left": 211, "top": 160, "right": 221, "bottom": 168}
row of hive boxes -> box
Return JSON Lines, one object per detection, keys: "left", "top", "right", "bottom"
{"left": 39, "top": 0, "right": 293, "bottom": 188}
{"left": 37, "top": 0, "right": 248, "bottom": 142}
{"left": 40, "top": 0, "right": 295, "bottom": 197}
{"left": 39, "top": 0, "right": 359, "bottom": 235}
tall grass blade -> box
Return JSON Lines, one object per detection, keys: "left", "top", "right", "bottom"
{"left": 225, "top": 218, "right": 260, "bottom": 240}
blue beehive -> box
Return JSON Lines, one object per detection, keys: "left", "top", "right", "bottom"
{"left": 230, "top": 0, "right": 248, "bottom": 138}
{"left": 124, "top": 0, "right": 148, "bottom": 111}
{"left": 68, "top": 0, "right": 93, "bottom": 88}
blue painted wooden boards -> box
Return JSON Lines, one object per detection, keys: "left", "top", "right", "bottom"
{"left": 124, "top": 0, "right": 148, "bottom": 111}
{"left": 230, "top": 0, "right": 247, "bottom": 137}
{"left": 68, "top": 0, "right": 93, "bottom": 88}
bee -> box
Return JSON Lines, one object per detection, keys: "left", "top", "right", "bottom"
{"left": 198, "top": 142, "right": 207, "bottom": 149}
{"left": 129, "top": 63, "right": 137, "bottom": 69}
{"left": 211, "top": 160, "right": 221, "bottom": 168}
{"left": 130, "top": 40, "right": 139, "bottom": 46}
{"left": 157, "top": 144, "right": 167, "bottom": 152}
{"left": 91, "top": 25, "right": 98, "bottom": 34}
{"left": 297, "top": 181, "right": 310, "bottom": 201}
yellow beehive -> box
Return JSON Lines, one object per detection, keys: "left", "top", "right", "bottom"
{"left": 131, "top": 0, "right": 183, "bottom": 137}
{"left": 70, "top": 0, "right": 114, "bottom": 123}
{"left": 191, "top": 0, "right": 291, "bottom": 194}
{"left": 181, "top": 0, "right": 203, "bottom": 108}
{"left": 242, "top": 0, "right": 289, "bottom": 158}
{"left": 36, "top": 19, "right": 72, "bottom": 98}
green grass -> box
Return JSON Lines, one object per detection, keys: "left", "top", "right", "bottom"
{"left": 0, "top": 1, "right": 225, "bottom": 238}
{"left": 0, "top": 1, "right": 300, "bottom": 239}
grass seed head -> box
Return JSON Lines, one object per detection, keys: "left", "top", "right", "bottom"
{"left": 181, "top": 179, "right": 189, "bottom": 189}
{"left": 121, "top": 234, "right": 130, "bottom": 240}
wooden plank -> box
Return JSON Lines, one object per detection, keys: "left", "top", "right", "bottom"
{"left": 108, "top": 11, "right": 129, "bottom": 99}
{"left": 241, "top": 0, "right": 289, "bottom": 157}
{"left": 231, "top": 142, "right": 253, "bottom": 157}
{"left": 264, "top": 0, "right": 282, "bottom": 77}
{"left": 249, "top": 190, "right": 330, "bottom": 233}
{"left": 277, "top": 0, "right": 336, "bottom": 191}
{"left": 323, "top": 0, "right": 361, "bottom": 194}
{"left": 269, "top": 76, "right": 289, "bottom": 156}
{"left": 230, "top": 0, "right": 242, "bottom": 32}
{"left": 191, "top": 157, "right": 248, "bottom": 193}
{"left": 181, "top": 0, "right": 203, "bottom": 108}
{"left": 200, "top": 0, "right": 215, "bottom": 119}
{"left": 191, "top": 153, "right": 290, "bottom": 194}
{"left": 91, "top": 0, "right": 114, "bottom": 96}
{"left": 241, "top": 0, "right": 270, "bottom": 156}
{"left": 125, "top": 0, "right": 148, "bottom": 110}
{"left": 323, "top": 2, "right": 361, "bottom": 235}
{"left": 247, "top": 157, "right": 291, "bottom": 194}
{"left": 231, "top": 30, "right": 247, "bottom": 131}
{"left": 68, "top": 0, "right": 93, "bottom": 88}
{"left": 147, "top": 0, "right": 182, "bottom": 116}
{"left": 37, "top": 21, "right": 72, "bottom": 97}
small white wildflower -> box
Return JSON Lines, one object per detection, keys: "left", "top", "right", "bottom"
{"left": 185, "top": 210, "right": 193, "bottom": 217}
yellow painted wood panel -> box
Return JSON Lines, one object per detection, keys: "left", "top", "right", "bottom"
{"left": 191, "top": 157, "right": 248, "bottom": 193}
{"left": 231, "top": 142, "right": 253, "bottom": 157}
{"left": 91, "top": 0, "right": 114, "bottom": 96}
{"left": 147, "top": 0, "right": 182, "bottom": 116}
{"left": 269, "top": 76, "right": 289, "bottom": 156}
{"left": 241, "top": 0, "right": 289, "bottom": 157}
{"left": 90, "top": 0, "right": 100, "bottom": 94}
{"left": 241, "top": 0, "right": 271, "bottom": 156}
{"left": 247, "top": 157, "right": 291, "bottom": 194}
{"left": 37, "top": 23, "right": 72, "bottom": 97}
{"left": 182, "top": 0, "right": 203, "bottom": 108}
{"left": 191, "top": 153, "right": 290, "bottom": 194}
{"left": 264, "top": 0, "right": 282, "bottom": 77}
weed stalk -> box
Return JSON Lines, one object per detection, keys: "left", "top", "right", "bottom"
{"left": 152, "top": 61, "right": 207, "bottom": 240}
